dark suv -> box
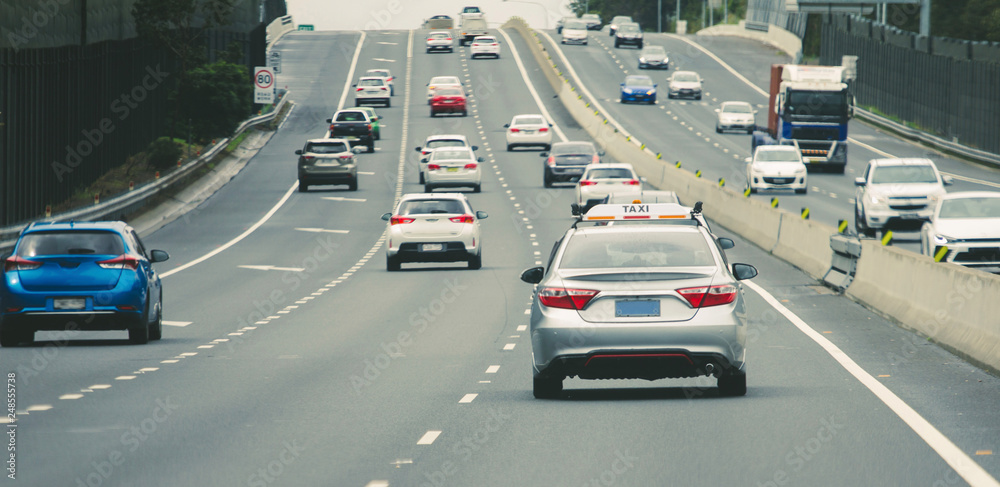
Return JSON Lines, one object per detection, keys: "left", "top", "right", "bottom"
{"left": 614, "top": 23, "right": 643, "bottom": 49}
{"left": 1, "top": 221, "right": 169, "bottom": 346}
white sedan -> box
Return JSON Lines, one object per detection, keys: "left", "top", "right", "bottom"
{"left": 920, "top": 191, "right": 1000, "bottom": 269}
{"left": 746, "top": 145, "right": 808, "bottom": 194}
{"left": 574, "top": 163, "right": 642, "bottom": 213}
{"left": 424, "top": 147, "right": 483, "bottom": 193}
{"left": 427, "top": 75, "right": 463, "bottom": 104}
{"left": 364, "top": 68, "right": 394, "bottom": 96}
{"left": 715, "top": 101, "right": 756, "bottom": 134}
{"left": 414, "top": 134, "right": 478, "bottom": 184}
{"left": 382, "top": 193, "right": 488, "bottom": 271}
{"left": 505, "top": 114, "right": 553, "bottom": 151}
{"left": 426, "top": 31, "right": 454, "bottom": 53}
{"left": 470, "top": 35, "right": 501, "bottom": 58}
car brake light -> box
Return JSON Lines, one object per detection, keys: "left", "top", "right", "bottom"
{"left": 491, "top": 43, "right": 498, "bottom": 46}
{"left": 547, "top": 157, "right": 555, "bottom": 166}
{"left": 303, "top": 155, "right": 315, "bottom": 160}
{"left": 356, "top": 87, "right": 363, "bottom": 91}
{"left": 390, "top": 216, "right": 415, "bottom": 225}
{"left": 464, "top": 163, "right": 478, "bottom": 169}
{"left": 428, "top": 164, "right": 441, "bottom": 170}
{"left": 367, "top": 124, "right": 372, "bottom": 130}
{"left": 677, "top": 285, "right": 737, "bottom": 308}
{"left": 449, "top": 215, "right": 474, "bottom": 223}
{"left": 624, "top": 179, "right": 640, "bottom": 185}
{"left": 3, "top": 256, "right": 42, "bottom": 273}
{"left": 539, "top": 127, "right": 549, "bottom": 132}
{"left": 97, "top": 255, "right": 140, "bottom": 270}
{"left": 445, "top": 38, "right": 452, "bottom": 41}
{"left": 592, "top": 154, "right": 600, "bottom": 163}
{"left": 509, "top": 128, "right": 520, "bottom": 133}
{"left": 538, "top": 287, "right": 599, "bottom": 310}
{"left": 380, "top": 87, "right": 387, "bottom": 91}
{"left": 579, "top": 180, "right": 597, "bottom": 186}
{"left": 340, "top": 155, "right": 352, "bottom": 160}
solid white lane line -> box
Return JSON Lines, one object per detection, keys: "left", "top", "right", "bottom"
{"left": 459, "top": 394, "right": 478, "bottom": 404}
{"left": 486, "top": 365, "right": 500, "bottom": 374}
{"left": 496, "top": 28, "right": 567, "bottom": 143}
{"left": 745, "top": 280, "right": 1000, "bottom": 487}
{"left": 295, "top": 227, "right": 350, "bottom": 234}
{"left": 162, "top": 321, "right": 191, "bottom": 327}
{"left": 417, "top": 430, "right": 442, "bottom": 445}
{"left": 321, "top": 196, "right": 367, "bottom": 202}
{"left": 161, "top": 183, "right": 298, "bottom": 278}
{"left": 339, "top": 32, "right": 368, "bottom": 111}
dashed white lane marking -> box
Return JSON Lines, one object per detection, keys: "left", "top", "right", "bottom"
{"left": 523, "top": 309, "right": 531, "bottom": 315}
{"left": 238, "top": 265, "right": 305, "bottom": 272}
{"left": 517, "top": 325, "right": 527, "bottom": 332}
{"left": 25, "top": 405, "right": 53, "bottom": 412}
{"left": 162, "top": 321, "right": 191, "bottom": 327}
{"left": 179, "top": 352, "right": 198, "bottom": 356}
{"left": 478, "top": 380, "right": 491, "bottom": 384}
{"left": 321, "top": 196, "right": 367, "bottom": 202}
{"left": 486, "top": 365, "right": 500, "bottom": 374}
{"left": 295, "top": 227, "right": 350, "bottom": 234}
{"left": 365, "top": 481, "right": 390, "bottom": 487}
{"left": 745, "top": 280, "right": 1000, "bottom": 487}
{"left": 161, "top": 359, "right": 179, "bottom": 364}
{"left": 59, "top": 394, "right": 84, "bottom": 400}
{"left": 115, "top": 376, "right": 136, "bottom": 381}
{"left": 417, "top": 430, "right": 442, "bottom": 445}
{"left": 503, "top": 343, "right": 516, "bottom": 351}
{"left": 459, "top": 394, "right": 478, "bottom": 404}
{"left": 138, "top": 367, "right": 158, "bottom": 372}
{"left": 88, "top": 384, "right": 111, "bottom": 390}
{"left": 358, "top": 171, "right": 376, "bottom": 175}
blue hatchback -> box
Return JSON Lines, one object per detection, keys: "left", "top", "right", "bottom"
{"left": 620, "top": 75, "right": 657, "bottom": 104}
{"left": 1, "top": 221, "right": 169, "bottom": 346}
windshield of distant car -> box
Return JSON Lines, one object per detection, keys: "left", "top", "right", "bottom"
{"left": 625, "top": 76, "right": 654, "bottom": 87}
{"left": 872, "top": 165, "right": 938, "bottom": 184}
{"left": 552, "top": 143, "right": 594, "bottom": 155}
{"left": 585, "top": 168, "right": 633, "bottom": 179}
{"left": 359, "top": 78, "right": 384, "bottom": 87}
{"left": 723, "top": 103, "right": 752, "bottom": 114}
{"left": 368, "top": 70, "right": 389, "bottom": 77}
{"left": 335, "top": 111, "right": 367, "bottom": 122}
{"left": 17, "top": 231, "right": 125, "bottom": 257}
{"left": 430, "top": 149, "right": 473, "bottom": 161}
{"left": 436, "top": 88, "right": 463, "bottom": 96}
{"left": 641, "top": 46, "right": 665, "bottom": 56}
{"left": 306, "top": 142, "right": 349, "bottom": 154}
{"left": 938, "top": 197, "right": 1000, "bottom": 219}
{"left": 673, "top": 72, "right": 699, "bottom": 82}
{"left": 399, "top": 199, "right": 465, "bottom": 215}
{"left": 565, "top": 21, "right": 586, "bottom": 30}
{"left": 514, "top": 116, "right": 545, "bottom": 126}
{"left": 559, "top": 231, "right": 714, "bottom": 268}
{"left": 427, "top": 139, "right": 467, "bottom": 149}
{"left": 619, "top": 25, "right": 640, "bottom": 33}
{"left": 755, "top": 149, "right": 801, "bottom": 162}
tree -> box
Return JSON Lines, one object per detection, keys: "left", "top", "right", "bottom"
{"left": 179, "top": 61, "right": 253, "bottom": 140}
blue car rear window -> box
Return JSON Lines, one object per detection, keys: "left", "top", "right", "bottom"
{"left": 17, "top": 231, "right": 124, "bottom": 257}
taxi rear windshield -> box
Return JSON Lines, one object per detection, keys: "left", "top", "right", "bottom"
{"left": 399, "top": 199, "right": 465, "bottom": 215}
{"left": 17, "top": 231, "right": 125, "bottom": 257}
{"left": 560, "top": 232, "right": 714, "bottom": 268}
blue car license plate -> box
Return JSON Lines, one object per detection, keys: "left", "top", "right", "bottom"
{"left": 615, "top": 300, "right": 659, "bottom": 317}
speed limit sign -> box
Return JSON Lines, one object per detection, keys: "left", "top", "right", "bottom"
{"left": 254, "top": 66, "right": 275, "bottom": 104}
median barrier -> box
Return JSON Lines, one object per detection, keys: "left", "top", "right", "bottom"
{"left": 697, "top": 22, "right": 802, "bottom": 63}
{"left": 847, "top": 241, "right": 1000, "bottom": 372}
{"left": 507, "top": 17, "right": 1000, "bottom": 374}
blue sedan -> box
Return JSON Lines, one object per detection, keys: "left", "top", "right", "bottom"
{"left": 0, "top": 221, "right": 169, "bottom": 346}
{"left": 619, "top": 75, "right": 657, "bottom": 104}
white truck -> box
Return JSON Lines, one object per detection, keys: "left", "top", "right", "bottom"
{"left": 458, "top": 13, "right": 488, "bottom": 46}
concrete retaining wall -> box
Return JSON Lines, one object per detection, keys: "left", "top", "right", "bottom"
{"left": 504, "top": 18, "right": 1000, "bottom": 374}
{"left": 267, "top": 15, "right": 295, "bottom": 46}
{"left": 697, "top": 21, "right": 802, "bottom": 63}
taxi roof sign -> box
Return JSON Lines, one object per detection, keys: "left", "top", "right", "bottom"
{"left": 581, "top": 203, "right": 696, "bottom": 222}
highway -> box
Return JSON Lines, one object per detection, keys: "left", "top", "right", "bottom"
{"left": 2, "top": 25, "right": 999, "bottom": 487}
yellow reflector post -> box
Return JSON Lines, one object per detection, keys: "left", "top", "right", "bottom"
{"left": 770, "top": 197, "right": 779, "bottom": 208}
{"left": 934, "top": 246, "right": 948, "bottom": 262}
{"left": 838, "top": 219, "right": 848, "bottom": 234}
{"left": 801, "top": 207, "right": 810, "bottom": 220}
{"left": 881, "top": 231, "right": 893, "bottom": 246}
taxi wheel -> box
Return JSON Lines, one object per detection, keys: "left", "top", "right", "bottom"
{"left": 0, "top": 328, "right": 32, "bottom": 347}
{"left": 386, "top": 255, "right": 401, "bottom": 272}
{"left": 718, "top": 371, "right": 747, "bottom": 396}
{"left": 533, "top": 376, "right": 563, "bottom": 399}
{"left": 468, "top": 252, "right": 482, "bottom": 270}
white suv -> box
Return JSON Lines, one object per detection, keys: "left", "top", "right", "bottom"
{"left": 353, "top": 77, "right": 390, "bottom": 107}
{"left": 854, "top": 158, "right": 953, "bottom": 238}
{"left": 382, "top": 193, "right": 488, "bottom": 271}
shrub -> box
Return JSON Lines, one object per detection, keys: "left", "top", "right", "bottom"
{"left": 147, "top": 137, "right": 183, "bottom": 170}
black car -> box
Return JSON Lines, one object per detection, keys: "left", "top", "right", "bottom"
{"left": 540, "top": 141, "right": 604, "bottom": 187}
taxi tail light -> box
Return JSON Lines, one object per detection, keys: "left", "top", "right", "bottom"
{"left": 390, "top": 216, "right": 415, "bottom": 225}
{"left": 97, "top": 255, "right": 140, "bottom": 270}
{"left": 677, "top": 285, "right": 737, "bottom": 308}
{"left": 449, "top": 215, "right": 474, "bottom": 223}
{"left": 546, "top": 156, "right": 555, "bottom": 166}
{"left": 579, "top": 180, "right": 597, "bottom": 186}
{"left": 538, "top": 287, "right": 599, "bottom": 310}
{"left": 427, "top": 164, "right": 441, "bottom": 170}
{"left": 464, "top": 163, "right": 478, "bottom": 169}
{"left": 624, "top": 179, "right": 640, "bottom": 185}
{"left": 539, "top": 127, "right": 549, "bottom": 132}
{"left": 4, "top": 256, "right": 42, "bottom": 273}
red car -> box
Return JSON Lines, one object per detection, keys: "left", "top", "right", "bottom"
{"left": 430, "top": 87, "right": 467, "bottom": 117}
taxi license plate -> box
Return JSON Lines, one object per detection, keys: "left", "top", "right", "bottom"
{"left": 54, "top": 298, "right": 86, "bottom": 310}
{"left": 421, "top": 243, "right": 444, "bottom": 252}
{"left": 615, "top": 300, "right": 659, "bottom": 317}
{"left": 447, "top": 167, "right": 460, "bottom": 172}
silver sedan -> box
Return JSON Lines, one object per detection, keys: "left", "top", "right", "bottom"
{"left": 520, "top": 203, "right": 757, "bottom": 398}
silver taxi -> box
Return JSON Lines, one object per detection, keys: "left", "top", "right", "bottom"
{"left": 520, "top": 203, "right": 757, "bottom": 398}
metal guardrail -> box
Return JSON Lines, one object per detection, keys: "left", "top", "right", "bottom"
{"left": 854, "top": 107, "right": 1000, "bottom": 168}
{"left": 0, "top": 93, "right": 290, "bottom": 252}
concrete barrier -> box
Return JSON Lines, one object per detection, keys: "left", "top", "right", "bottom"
{"left": 848, "top": 241, "right": 1000, "bottom": 372}
{"left": 697, "top": 21, "right": 802, "bottom": 63}
{"left": 267, "top": 15, "right": 296, "bottom": 46}
{"left": 505, "top": 17, "right": 1000, "bottom": 374}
